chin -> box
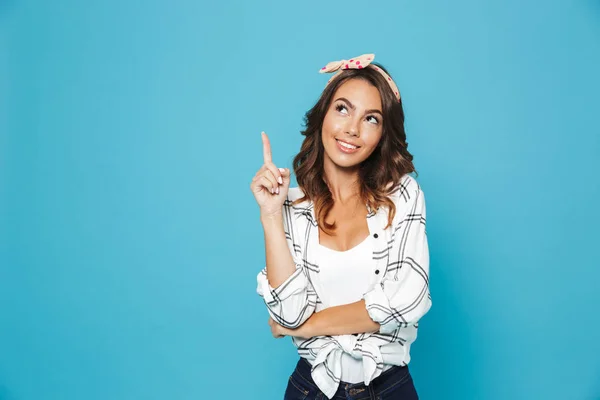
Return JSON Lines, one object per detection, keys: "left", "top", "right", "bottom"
{"left": 323, "top": 136, "right": 370, "bottom": 168}
{"left": 327, "top": 151, "right": 365, "bottom": 169}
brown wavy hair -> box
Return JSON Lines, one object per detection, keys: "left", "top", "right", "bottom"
{"left": 292, "top": 63, "right": 417, "bottom": 234}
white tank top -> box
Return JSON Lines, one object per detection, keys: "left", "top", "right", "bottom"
{"left": 317, "top": 235, "right": 374, "bottom": 308}
{"left": 316, "top": 234, "right": 392, "bottom": 383}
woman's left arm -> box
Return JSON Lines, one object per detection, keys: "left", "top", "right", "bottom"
{"left": 270, "top": 300, "right": 380, "bottom": 338}
{"left": 362, "top": 185, "right": 431, "bottom": 334}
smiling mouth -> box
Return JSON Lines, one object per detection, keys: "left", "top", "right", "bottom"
{"left": 336, "top": 139, "right": 361, "bottom": 149}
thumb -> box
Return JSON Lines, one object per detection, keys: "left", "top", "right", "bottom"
{"left": 278, "top": 168, "right": 291, "bottom": 184}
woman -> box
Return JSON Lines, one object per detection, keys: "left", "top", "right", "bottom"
{"left": 251, "top": 53, "right": 431, "bottom": 400}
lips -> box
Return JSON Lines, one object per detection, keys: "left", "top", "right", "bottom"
{"left": 335, "top": 139, "right": 361, "bottom": 154}
{"left": 336, "top": 139, "right": 361, "bottom": 148}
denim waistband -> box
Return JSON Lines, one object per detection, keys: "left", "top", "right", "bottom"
{"left": 293, "top": 357, "right": 410, "bottom": 398}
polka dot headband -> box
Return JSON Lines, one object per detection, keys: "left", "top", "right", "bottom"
{"left": 319, "top": 53, "right": 401, "bottom": 101}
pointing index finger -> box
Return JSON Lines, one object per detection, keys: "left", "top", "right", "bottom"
{"left": 261, "top": 131, "right": 272, "bottom": 164}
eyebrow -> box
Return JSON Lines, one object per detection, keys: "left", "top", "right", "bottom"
{"left": 334, "top": 97, "right": 383, "bottom": 116}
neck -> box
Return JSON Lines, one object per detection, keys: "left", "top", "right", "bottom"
{"left": 323, "top": 159, "right": 361, "bottom": 205}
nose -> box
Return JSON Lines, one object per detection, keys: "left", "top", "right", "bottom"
{"left": 345, "top": 116, "right": 361, "bottom": 137}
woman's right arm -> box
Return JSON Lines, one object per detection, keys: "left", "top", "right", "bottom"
{"left": 252, "top": 132, "right": 317, "bottom": 329}
{"left": 256, "top": 204, "right": 317, "bottom": 329}
{"left": 261, "top": 212, "right": 296, "bottom": 288}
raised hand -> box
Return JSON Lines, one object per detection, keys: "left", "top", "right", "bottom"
{"left": 250, "top": 131, "right": 291, "bottom": 217}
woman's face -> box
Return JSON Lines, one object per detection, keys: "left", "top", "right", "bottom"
{"left": 321, "top": 78, "right": 384, "bottom": 170}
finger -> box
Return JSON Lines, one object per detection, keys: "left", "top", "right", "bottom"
{"left": 261, "top": 131, "right": 272, "bottom": 164}
{"left": 251, "top": 174, "right": 274, "bottom": 193}
{"left": 263, "top": 162, "right": 283, "bottom": 186}
{"left": 262, "top": 170, "right": 279, "bottom": 192}
{"left": 279, "top": 167, "right": 290, "bottom": 181}
{"left": 256, "top": 175, "right": 277, "bottom": 194}
{"left": 258, "top": 164, "right": 285, "bottom": 187}
{"left": 271, "top": 325, "right": 284, "bottom": 339}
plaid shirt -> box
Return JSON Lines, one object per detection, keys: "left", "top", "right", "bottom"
{"left": 256, "top": 174, "right": 431, "bottom": 399}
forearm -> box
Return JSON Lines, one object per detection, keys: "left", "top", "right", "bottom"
{"left": 297, "top": 300, "right": 380, "bottom": 337}
{"left": 261, "top": 213, "right": 296, "bottom": 288}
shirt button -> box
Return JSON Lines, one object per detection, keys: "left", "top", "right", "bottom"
{"left": 373, "top": 233, "right": 378, "bottom": 238}
{"left": 375, "top": 269, "right": 380, "bottom": 274}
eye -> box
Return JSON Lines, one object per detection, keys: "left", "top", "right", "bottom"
{"left": 335, "top": 103, "right": 349, "bottom": 115}
{"left": 366, "top": 115, "right": 380, "bottom": 125}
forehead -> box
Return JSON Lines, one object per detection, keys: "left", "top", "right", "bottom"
{"left": 331, "top": 78, "right": 382, "bottom": 108}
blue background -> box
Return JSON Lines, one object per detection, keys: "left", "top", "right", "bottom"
{"left": 1, "top": 0, "right": 599, "bottom": 399}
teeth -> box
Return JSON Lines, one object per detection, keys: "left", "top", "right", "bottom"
{"left": 337, "top": 140, "right": 357, "bottom": 149}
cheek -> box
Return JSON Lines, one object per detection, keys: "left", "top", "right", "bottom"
{"left": 322, "top": 114, "right": 343, "bottom": 135}
{"left": 364, "top": 130, "right": 383, "bottom": 149}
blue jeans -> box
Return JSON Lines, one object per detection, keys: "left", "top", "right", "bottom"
{"left": 284, "top": 357, "right": 419, "bottom": 400}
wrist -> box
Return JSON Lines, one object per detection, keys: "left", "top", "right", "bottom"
{"left": 260, "top": 212, "right": 283, "bottom": 224}
{"left": 297, "top": 315, "right": 315, "bottom": 338}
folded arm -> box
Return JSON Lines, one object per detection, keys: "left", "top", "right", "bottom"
{"left": 278, "top": 183, "right": 431, "bottom": 337}
{"left": 257, "top": 201, "right": 317, "bottom": 329}
{"left": 274, "top": 300, "right": 380, "bottom": 338}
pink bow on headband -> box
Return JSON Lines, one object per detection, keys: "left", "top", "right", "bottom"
{"left": 320, "top": 53, "right": 375, "bottom": 72}
{"left": 318, "top": 53, "right": 401, "bottom": 101}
